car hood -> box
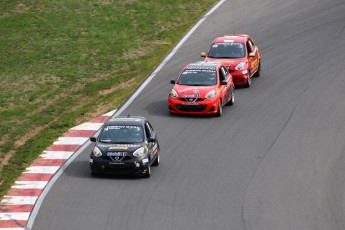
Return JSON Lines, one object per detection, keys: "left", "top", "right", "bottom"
{"left": 173, "top": 85, "right": 216, "bottom": 97}
{"left": 204, "top": 57, "right": 246, "bottom": 67}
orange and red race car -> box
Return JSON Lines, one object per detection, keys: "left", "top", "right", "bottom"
{"left": 201, "top": 34, "right": 260, "bottom": 88}
{"left": 168, "top": 61, "right": 235, "bottom": 117}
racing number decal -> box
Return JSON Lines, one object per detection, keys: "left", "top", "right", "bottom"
{"left": 251, "top": 59, "right": 257, "bottom": 69}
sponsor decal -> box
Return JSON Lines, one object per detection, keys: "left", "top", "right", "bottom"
{"left": 109, "top": 146, "right": 128, "bottom": 150}
{"left": 104, "top": 125, "right": 139, "bottom": 131}
{"left": 182, "top": 94, "right": 199, "bottom": 98}
{"left": 109, "top": 162, "right": 124, "bottom": 165}
{"left": 109, "top": 118, "right": 141, "bottom": 122}
{"left": 184, "top": 68, "right": 215, "bottom": 73}
{"left": 98, "top": 144, "right": 141, "bottom": 149}
{"left": 213, "top": 42, "right": 242, "bottom": 46}
{"left": 142, "top": 159, "right": 149, "bottom": 164}
{"left": 107, "top": 152, "right": 126, "bottom": 157}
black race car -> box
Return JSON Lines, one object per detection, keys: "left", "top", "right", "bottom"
{"left": 89, "top": 116, "right": 160, "bottom": 178}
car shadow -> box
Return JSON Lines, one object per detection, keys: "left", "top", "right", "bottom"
{"left": 64, "top": 160, "right": 142, "bottom": 180}
{"left": 145, "top": 99, "right": 235, "bottom": 119}
{"left": 145, "top": 99, "right": 171, "bottom": 117}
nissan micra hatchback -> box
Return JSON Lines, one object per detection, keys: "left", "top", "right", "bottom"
{"left": 201, "top": 34, "right": 260, "bottom": 88}
{"left": 89, "top": 116, "right": 160, "bottom": 178}
{"left": 168, "top": 61, "right": 235, "bottom": 117}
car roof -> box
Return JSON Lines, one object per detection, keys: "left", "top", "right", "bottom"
{"left": 212, "top": 34, "right": 249, "bottom": 43}
{"left": 104, "top": 116, "right": 146, "bottom": 126}
{"left": 186, "top": 61, "right": 220, "bottom": 70}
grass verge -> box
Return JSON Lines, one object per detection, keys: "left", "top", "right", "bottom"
{"left": 0, "top": 0, "right": 216, "bottom": 197}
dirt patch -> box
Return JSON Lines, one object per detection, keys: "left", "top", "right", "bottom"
{"left": 0, "top": 118, "right": 58, "bottom": 176}
{"left": 98, "top": 78, "right": 136, "bottom": 96}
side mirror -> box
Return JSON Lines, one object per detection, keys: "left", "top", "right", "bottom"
{"left": 249, "top": 52, "right": 255, "bottom": 57}
{"left": 221, "top": 80, "right": 228, "bottom": 85}
{"left": 200, "top": 52, "right": 207, "bottom": 57}
{"left": 170, "top": 79, "right": 176, "bottom": 84}
{"left": 90, "top": 137, "right": 97, "bottom": 142}
{"left": 148, "top": 137, "right": 156, "bottom": 142}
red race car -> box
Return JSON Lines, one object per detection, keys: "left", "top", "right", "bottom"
{"left": 168, "top": 61, "right": 235, "bottom": 117}
{"left": 201, "top": 34, "right": 260, "bottom": 88}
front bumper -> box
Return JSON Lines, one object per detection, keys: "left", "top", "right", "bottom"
{"left": 168, "top": 97, "right": 219, "bottom": 115}
{"left": 230, "top": 69, "right": 249, "bottom": 86}
{"left": 89, "top": 156, "right": 148, "bottom": 175}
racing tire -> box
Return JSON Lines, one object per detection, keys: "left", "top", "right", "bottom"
{"left": 152, "top": 153, "right": 160, "bottom": 167}
{"left": 142, "top": 162, "right": 151, "bottom": 178}
{"left": 229, "top": 91, "right": 235, "bottom": 106}
{"left": 254, "top": 60, "right": 261, "bottom": 77}
{"left": 90, "top": 171, "right": 99, "bottom": 177}
{"left": 245, "top": 72, "right": 251, "bottom": 88}
{"left": 216, "top": 99, "right": 222, "bottom": 117}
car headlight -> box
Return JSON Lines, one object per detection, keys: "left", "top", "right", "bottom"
{"left": 235, "top": 62, "right": 246, "bottom": 71}
{"left": 133, "top": 147, "right": 145, "bottom": 157}
{"left": 170, "top": 89, "right": 178, "bottom": 98}
{"left": 205, "top": 89, "right": 216, "bottom": 99}
{"left": 92, "top": 147, "right": 102, "bottom": 157}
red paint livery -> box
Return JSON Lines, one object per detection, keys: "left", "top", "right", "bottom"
{"left": 201, "top": 34, "right": 260, "bottom": 88}
{"left": 168, "top": 61, "right": 235, "bottom": 117}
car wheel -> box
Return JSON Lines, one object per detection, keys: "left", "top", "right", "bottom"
{"left": 216, "top": 99, "right": 222, "bottom": 117}
{"left": 229, "top": 91, "right": 235, "bottom": 106}
{"left": 254, "top": 60, "right": 261, "bottom": 77}
{"left": 90, "top": 171, "right": 98, "bottom": 177}
{"left": 152, "top": 152, "right": 160, "bottom": 166}
{"left": 245, "top": 72, "right": 251, "bottom": 88}
{"left": 142, "top": 162, "right": 151, "bottom": 178}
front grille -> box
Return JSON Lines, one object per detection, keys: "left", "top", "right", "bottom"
{"left": 103, "top": 156, "right": 132, "bottom": 161}
{"left": 179, "top": 98, "right": 204, "bottom": 102}
{"left": 176, "top": 104, "right": 207, "bottom": 112}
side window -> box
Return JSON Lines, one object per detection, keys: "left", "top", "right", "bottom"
{"left": 219, "top": 66, "right": 227, "bottom": 81}
{"left": 145, "top": 121, "right": 154, "bottom": 138}
{"left": 247, "top": 40, "right": 255, "bottom": 53}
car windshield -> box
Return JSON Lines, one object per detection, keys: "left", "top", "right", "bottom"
{"left": 99, "top": 125, "right": 144, "bottom": 143}
{"left": 177, "top": 68, "right": 217, "bottom": 86}
{"left": 208, "top": 42, "right": 245, "bottom": 58}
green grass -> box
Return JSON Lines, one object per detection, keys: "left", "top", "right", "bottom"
{"left": 0, "top": 0, "right": 216, "bottom": 197}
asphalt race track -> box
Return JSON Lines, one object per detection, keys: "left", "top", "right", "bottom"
{"left": 32, "top": 0, "right": 345, "bottom": 229}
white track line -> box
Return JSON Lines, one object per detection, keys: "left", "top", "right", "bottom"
{"left": 52, "top": 137, "right": 89, "bottom": 145}
{"left": 24, "top": 166, "right": 60, "bottom": 174}
{"left": 0, "top": 228, "right": 25, "bottom": 230}
{"left": 11, "top": 181, "right": 48, "bottom": 190}
{"left": 1, "top": 196, "right": 38, "bottom": 205}
{"left": 40, "top": 151, "right": 74, "bottom": 159}
{"left": 70, "top": 123, "right": 104, "bottom": 131}
{"left": 0, "top": 212, "right": 30, "bottom": 220}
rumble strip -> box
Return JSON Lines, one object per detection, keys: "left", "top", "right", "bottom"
{"left": 0, "top": 110, "right": 116, "bottom": 230}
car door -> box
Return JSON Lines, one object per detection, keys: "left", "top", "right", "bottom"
{"left": 246, "top": 39, "right": 259, "bottom": 76}
{"left": 219, "top": 66, "right": 232, "bottom": 103}
{"left": 144, "top": 121, "right": 158, "bottom": 161}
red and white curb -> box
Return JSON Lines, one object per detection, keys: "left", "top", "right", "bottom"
{"left": 0, "top": 110, "right": 115, "bottom": 230}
